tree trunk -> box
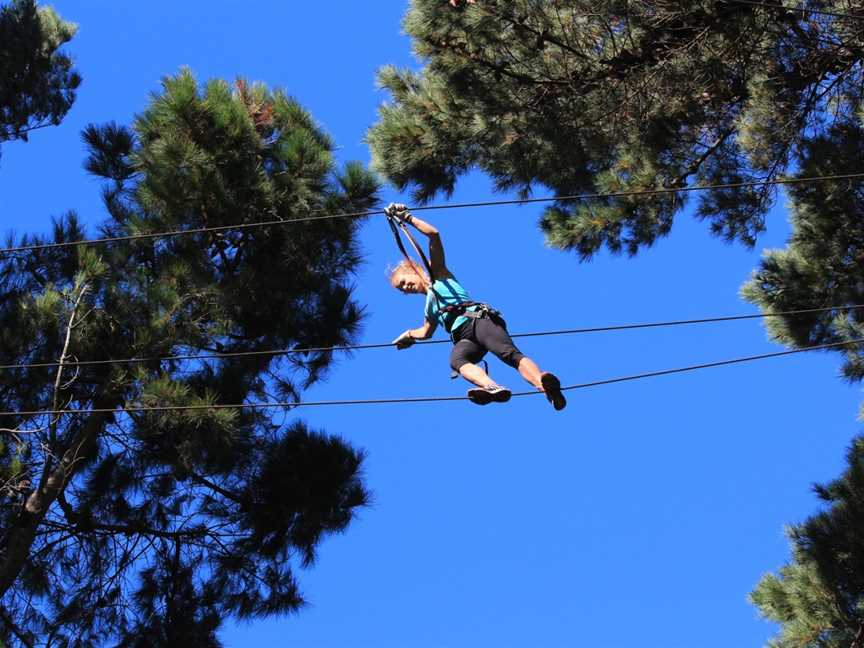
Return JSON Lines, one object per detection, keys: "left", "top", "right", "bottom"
{"left": 0, "top": 406, "right": 110, "bottom": 596}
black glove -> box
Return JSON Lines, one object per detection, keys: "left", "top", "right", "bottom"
{"left": 385, "top": 202, "right": 412, "bottom": 223}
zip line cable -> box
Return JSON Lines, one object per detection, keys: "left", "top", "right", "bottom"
{"left": 3, "top": 304, "right": 862, "bottom": 373}
{"left": 3, "top": 173, "right": 864, "bottom": 255}
{"left": 724, "top": 0, "right": 864, "bottom": 20}
{"left": 2, "top": 338, "right": 860, "bottom": 418}
{"left": 561, "top": 338, "right": 864, "bottom": 392}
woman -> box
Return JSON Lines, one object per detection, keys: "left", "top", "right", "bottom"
{"left": 387, "top": 203, "right": 567, "bottom": 410}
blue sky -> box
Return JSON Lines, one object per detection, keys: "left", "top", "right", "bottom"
{"left": 2, "top": 2, "right": 861, "bottom": 646}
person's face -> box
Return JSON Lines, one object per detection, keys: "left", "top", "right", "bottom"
{"left": 394, "top": 269, "right": 425, "bottom": 294}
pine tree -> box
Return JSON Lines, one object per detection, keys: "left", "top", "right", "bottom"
{"left": 0, "top": 69, "right": 379, "bottom": 645}
{"left": 751, "top": 436, "right": 864, "bottom": 647}
{"left": 368, "top": 0, "right": 864, "bottom": 260}
{"left": 741, "top": 121, "right": 864, "bottom": 394}
{"left": 0, "top": 0, "right": 79, "bottom": 156}
{"left": 739, "top": 121, "right": 864, "bottom": 646}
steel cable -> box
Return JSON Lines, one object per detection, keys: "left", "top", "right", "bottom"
{"left": 3, "top": 173, "right": 864, "bottom": 255}
{"left": 2, "top": 338, "right": 860, "bottom": 417}
{"left": 0, "top": 304, "right": 860, "bottom": 372}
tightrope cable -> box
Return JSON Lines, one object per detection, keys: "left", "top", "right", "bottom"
{"left": 3, "top": 173, "right": 864, "bottom": 255}
{"left": 2, "top": 338, "right": 860, "bottom": 418}
{"left": 559, "top": 338, "right": 864, "bottom": 392}
{"left": 2, "top": 304, "right": 861, "bottom": 372}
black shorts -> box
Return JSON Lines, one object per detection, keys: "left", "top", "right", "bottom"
{"left": 449, "top": 316, "right": 526, "bottom": 373}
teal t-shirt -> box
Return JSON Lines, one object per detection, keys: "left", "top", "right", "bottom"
{"left": 425, "top": 277, "right": 475, "bottom": 334}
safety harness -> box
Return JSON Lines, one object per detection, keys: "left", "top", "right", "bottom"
{"left": 438, "top": 300, "right": 505, "bottom": 334}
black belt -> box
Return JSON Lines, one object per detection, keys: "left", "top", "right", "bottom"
{"left": 441, "top": 302, "right": 503, "bottom": 334}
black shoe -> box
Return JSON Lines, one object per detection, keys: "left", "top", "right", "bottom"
{"left": 467, "top": 384, "right": 512, "bottom": 405}
{"left": 540, "top": 373, "right": 566, "bottom": 411}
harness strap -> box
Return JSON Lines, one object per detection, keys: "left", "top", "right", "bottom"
{"left": 386, "top": 214, "right": 436, "bottom": 282}
{"left": 440, "top": 301, "right": 480, "bottom": 332}
{"left": 441, "top": 302, "right": 505, "bottom": 335}
{"left": 439, "top": 300, "right": 479, "bottom": 313}
{"left": 385, "top": 213, "right": 451, "bottom": 314}
{"left": 440, "top": 301, "right": 501, "bottom": 318}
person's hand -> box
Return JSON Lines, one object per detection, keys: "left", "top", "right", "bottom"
{"left": 385, "top": 202, "right": 411, "bottom": 223}
{"left": 393, "top": 331, "right": 416, "bottom": 350}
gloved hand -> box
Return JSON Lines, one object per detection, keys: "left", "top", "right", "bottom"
{"left": 393, "top": 331, "right": 416, "bottom": 350}
{"left": 385, "top": 202, "right": 411, "bottom": 223}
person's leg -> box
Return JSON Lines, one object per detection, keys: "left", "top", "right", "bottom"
{"left": 451, "top": 335, "right": 510, "bottom": 404}
{"left": 474, "top": 318, "right": 538, "bottom": 388}
{"left": 450, "top": 338, "right": 486, "bottom": 382}
{"left": 459, "top": 361, "right": 495, "bottom": 387}
{"left": 516, "top": 357, "right": 543, "bottom": 389}
{"left": 475, "top": 318, "right": 567, "bottom": 410}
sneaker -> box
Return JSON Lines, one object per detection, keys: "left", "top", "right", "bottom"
{"left": 467, "top": 384, "right": 512, "bottom": 405}
{"left": 540, "top": 372, "right": 566, "bottom": 411}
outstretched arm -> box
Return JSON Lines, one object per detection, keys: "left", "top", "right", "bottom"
{"left": 393, "top": 317, "right": 438, "bottom": 350}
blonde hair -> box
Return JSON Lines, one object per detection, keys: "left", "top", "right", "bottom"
{"left": 388, "top": 259, "right": 429, "bottom": 289}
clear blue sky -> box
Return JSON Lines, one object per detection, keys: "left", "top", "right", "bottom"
{"left": 2, "top": 2, "right": 861, "bottom": 646}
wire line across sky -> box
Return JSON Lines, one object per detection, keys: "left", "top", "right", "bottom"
{"left": 3, "top": 173, "right": 864, "bottom": 255}
{"left": 2, "top": 338, "right": 860, "bottom": 418}
{"left": 2, "top": 304, "right": 861, "bottom": 373}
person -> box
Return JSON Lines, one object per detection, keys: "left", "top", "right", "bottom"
{"left": 386, "top": 203, "right": 566, "bottom": 410}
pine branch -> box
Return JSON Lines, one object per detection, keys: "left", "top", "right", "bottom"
{"left": 42, "top": 519, "right": 211, "bottom": 541}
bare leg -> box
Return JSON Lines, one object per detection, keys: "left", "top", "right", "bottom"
{"left": 520, "top": 357, "right": 566, "bottom": 410}
{"left": 517, "top": 357, "right": 544, "bottom": 389}
{"left": 459, "top": 362, "right": 496, "bottom": 388}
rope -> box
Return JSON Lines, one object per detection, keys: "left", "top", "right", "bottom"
{"left": 2, "top": 304, "right": 860, "bottom": 372}
{"left": 2, "top": 338, "right": 860, "bottom": 418}
{"left": 3, "top": 173, "right": 864, "bottom": 255}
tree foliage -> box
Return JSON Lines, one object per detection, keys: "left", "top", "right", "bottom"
{"left": 751, "top": 436, "right": 864, "bottom": 647}
{"left": 0, "top": 69, "right": 379, "bottom": 646}
{"left": 741, "top": 120, "right": 864, "bottom": 393}
{"left": 0, "top": 0, "right": 79, "bottom": 155}
{"left": 740, "top": 119, "right": 864, "bottom": 646}
{"left": 368, "top": 0, "right": 864, "bottom": 260}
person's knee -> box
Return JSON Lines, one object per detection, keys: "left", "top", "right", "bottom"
{"left": 451, "top": 343, "right": 484, "bottom": 372}
{"left": 450, "top": 352, "right": 470, "bottom": 373}
{"left": 497, "top": 347, "right": 525, "bottom": 369}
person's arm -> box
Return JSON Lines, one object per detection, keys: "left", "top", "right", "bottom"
{"left": 411, "top": 213, "right": 453, "bottom": 279}
{"left": 393, "top": 317, "right": 438, "bottom": 350}
{"left": 387, "top": 204, "right": 453, "bottom": 279}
